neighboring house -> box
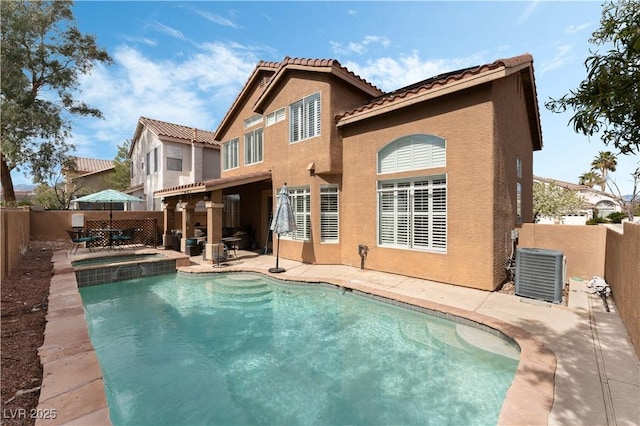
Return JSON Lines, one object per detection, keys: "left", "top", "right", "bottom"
{"left": 128, "top": 117, "right": 220, "bottom": 211}
{"left": 67, "top": 157, "right": 115, "bottom": 210}
{"left": 67, "top": 157, "right": 115, "bottom": 190}
{"left": 156, "top": 53, "right": 542, "bottom": 291}
{"left": 534, "top": 176, "right": 622, "bottom": 224}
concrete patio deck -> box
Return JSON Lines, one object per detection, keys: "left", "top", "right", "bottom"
{"left": 36, "top": 247, "right": 639, "bottom": 425}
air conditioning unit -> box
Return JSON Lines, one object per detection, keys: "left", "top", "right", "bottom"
{"left": 515, "top": 248, "right": 565, "bottom": 304}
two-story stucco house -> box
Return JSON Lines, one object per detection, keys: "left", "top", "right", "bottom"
{"left": 156, "top": 53, "right": 542, "bottom": 291}
{"left": 128, "top": 117, "right": 220, "bottom": 211}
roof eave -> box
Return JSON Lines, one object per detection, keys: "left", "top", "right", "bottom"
{"left": 254, "top": 63, "right": 382, "bottom": 113}
{"left": 213, "top": 64, "right": 277, "bottom": 141}
{"left": 337, "top": 66, "right": 510, "bottom": 127}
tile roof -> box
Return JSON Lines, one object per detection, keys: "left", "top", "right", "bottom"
{"left": 71, "top": 157, "right": 114, "bottom": 174}
{"left": 154, "top": 170, "right": 272, "bottom": 197}
{"left": 534, "top": 175, "right": 619, "bottom": 198}
{"left": 337, "top": 53, "right": 535, "bottom": 122}
{"left": 138, "top": 117, "right": 218, "bottom": 146}
{"left": 274, "top": 56, "right": 381, "bottom": 93}
{"left": 215, "top": 56, "right": 382, "bottom": 140}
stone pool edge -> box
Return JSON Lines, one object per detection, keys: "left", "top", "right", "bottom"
{"left": 35, "top": 249, "right": 191, "bottom": 426}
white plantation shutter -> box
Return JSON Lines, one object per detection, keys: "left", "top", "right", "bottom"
{"left": 379, "top": 183, "right": 395, "bottom": 245}
{"left": 223, "top": 139, "right": 238, "bottom": 170}
{"left": 284, "top": 187, "right": 311, "bottom": 241}
{"left": 245, "top": 129, "right": 263, "bottom": 165}
{"left": 378, "top": 176, "right": 447, "bottom": 251}
{"left": 290, "top": 93, "right": 320, "bottom": 143}
{"left": 320, "top": 186, "right": 339, "bottom": 242}
{"left": 378, "top": 134, "right": 446, "bottom": 173}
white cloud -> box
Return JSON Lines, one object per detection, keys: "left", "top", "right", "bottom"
{"left": 74, "top": 42, "right": 261, "bottom": 154}
{"left": 538, "top": 43, "right": 574, "bottom": 74}
{"left": 565, "top": 22, "right": 591, "bottom": 34}
{"left": 516, "top": 1, "right": 540, "bottom": 26}
{"left": 331, "top": 35, "right": 391, "bottom": 56}
{"left": 152, "top": 21, "right": 190, "bottom": 42}
{"left": 344, "top": 51, "right": 488, "bottom": 92}
{"left": 195, "top": 10, "right": 241, "bottom": 29}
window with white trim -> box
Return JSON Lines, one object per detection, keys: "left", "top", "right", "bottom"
{"left": 320, "top": 186, "right": 339, "bottom": 242}
{"left": 244, "top": 114, "right": 263, "bottom": 129}
{"left": 266, "top": 108, "right": 285, "bottom": 126}
{"left": 378, "top": 134, "right": 445, "bottom": 174}
{"left": 222, "top": 139, "right": 239, "bottom": 170}
{"left": 281, "top": 187, "right": 311, "bottom": 241}
{"left": 378, "top": 176, "right": 447, "bottom": 252}
{"left": 290, "top": 93, "right": 320, "bottom": 143}
{"left": 245, "top": 129, "right": 263, "bottom": 165}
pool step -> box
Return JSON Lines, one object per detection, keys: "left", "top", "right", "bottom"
{"left": 212, "top": 275, "right": 274, "bottom": 308}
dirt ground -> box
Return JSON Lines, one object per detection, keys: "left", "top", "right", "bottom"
{"left": 1, "top": 241, "right": 65, "bottom": 426}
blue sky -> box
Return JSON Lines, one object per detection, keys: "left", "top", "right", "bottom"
{"left": 11, "top": 0, "right": 639, "bottom": 194}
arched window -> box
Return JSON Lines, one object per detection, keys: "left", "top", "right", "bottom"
{"left": 596, "top": 200, "right": 616, "bottom": 218}
{"left": 378, "top": 134, "right": 445, "bottom": 174}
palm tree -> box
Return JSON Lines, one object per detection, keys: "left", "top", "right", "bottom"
{"left": 590, "top": 151, "right": 617, "bottom": 191}
{"left": 578, "top": 170, "right": 604, "bottom": 188}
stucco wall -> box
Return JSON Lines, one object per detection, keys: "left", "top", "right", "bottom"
{"left": 340, "top": 85, "right": 506, "bottom": 290}
{"left": 518, "top": 223, "right": 607, "bottom": 280}
{"left": 1, "top": 208, "right": 30, "bottom": 280}
{"left": 605, "top": 222, "right": 640, "bottom": 357}
{"left": 492, "top": 73, "right": 537, "bottom": 287}
{"left": 30, "top": 210, "right": 164, "bottom": 242}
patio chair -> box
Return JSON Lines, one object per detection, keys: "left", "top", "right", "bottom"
{"left": 67, "top": 229, "right": 96, "bottom": 254}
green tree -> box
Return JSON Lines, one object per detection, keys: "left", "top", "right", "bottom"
{"left": 533, "top": 181, "right": 586, "bottom": 223}
{"left": 0, "top": 0, "right": 112, "bottom": 203}
{"left": 590, "top": 151, "right": 618, "bottom": 191}
{"left": 106, "top": 140, "right": 132, "bottom": 190}
{"left": 578, "top": 170, "right": 604, "bottom": 188}
{"left": 545, "top": 0, "right": 640, "bottom": 155}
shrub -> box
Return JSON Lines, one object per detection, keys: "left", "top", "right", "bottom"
{"left": 607, "top": 212, "right": 627, "bottom": 223}
{"left": 586, "top": 216, "right": 607, "bottom": 225}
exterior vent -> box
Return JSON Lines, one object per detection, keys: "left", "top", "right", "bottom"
{"left": 515, "top": 248, "right": 565, "bottom": 304}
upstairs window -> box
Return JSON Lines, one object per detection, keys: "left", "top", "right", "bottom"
{"left": 222, "top": 139, "right": 239, "bottom": 170}
{"left": 154, "top": 147, "right": 158, "bottom": 172}
{"left": 244, "top": 114, "right": 263, "bottom": 129}
{"left": 378, "top": 134, "right": 445, "bottom": 174}
{"left": 146, "top": 152, "right": 150, "bottom": 176}
{"left": 290, "top": 93, "right": 320, "bottom": 143}
{"left": 266, "top": 108, "right": 285, "bottom": 126}
{"left": 245, "top": 129, "right": 263, "bottom": 165}
{"left": 167, "top": 146, "right": 183, "bottom": 171}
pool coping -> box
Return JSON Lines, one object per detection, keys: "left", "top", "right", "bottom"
{"left": 36, "top": 249, "right": 555, "bottom": 425}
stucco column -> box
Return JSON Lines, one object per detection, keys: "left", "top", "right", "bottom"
{"left": 162, "top": 199, "right": 177, "bottom": 248}
{"left": 178, "top": 201, "right": 196, "bottom": 252}
{"left": 205, "top": 189, "right": 224, "bottom": 263}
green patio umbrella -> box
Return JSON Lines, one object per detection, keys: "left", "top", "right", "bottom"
{"left": 73, "top": 189, "right": 144, "bottom": 229}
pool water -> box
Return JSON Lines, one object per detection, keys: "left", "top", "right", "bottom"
{"left": 80, "top": 273, "right": 519, "bottom": 425}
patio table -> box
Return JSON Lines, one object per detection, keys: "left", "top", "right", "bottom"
{"left": 89, "top": 228, "right": 124, "bottom": 250}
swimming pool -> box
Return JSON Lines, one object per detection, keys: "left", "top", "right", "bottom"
{"left": 80, "top": 272, "right": 519, "bottom": 425}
